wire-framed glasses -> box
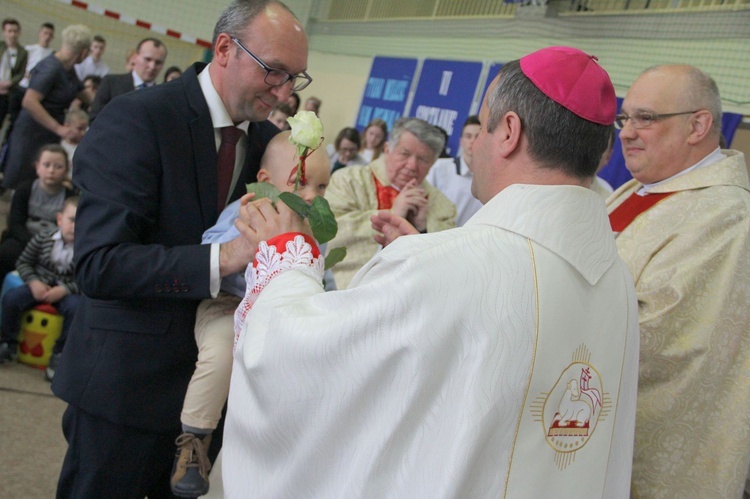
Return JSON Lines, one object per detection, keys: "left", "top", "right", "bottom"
{"left": 614, "top": 110, "right": 699, "bottom": 129}
{"left": 231, "top": 37, "right": 312, "bottom": 92}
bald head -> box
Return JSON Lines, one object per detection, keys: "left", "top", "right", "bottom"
{"left": 640, "top": 65, "right": 722, "bottom": 137}
{"left": 259, "top": 131, "right": 330, "bottom": 203}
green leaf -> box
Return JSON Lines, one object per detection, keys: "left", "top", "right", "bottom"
{"left": 246, "top": 182, "right": 282, "bottom": 202}
{"left": 278, "top": 192, "right": 311, "bottom": 219}
{"left": 307, "top": 196, "right": 338, "bottom": 244}
{"left": 324, "top": 247, "right": 346, "bottom": 270}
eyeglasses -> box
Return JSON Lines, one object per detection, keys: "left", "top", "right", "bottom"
{"left": 614, "top": 110, "right": 699, "bottom": 130}
{"left": 231, "top": 37, "right": 312, "bottom": 92}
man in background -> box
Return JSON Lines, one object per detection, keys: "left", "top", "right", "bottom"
{"left": 425, "top": 115, "right": 483, "bottom": 226}
{"left": 88, "top": 37, "right": 167, "bottom": 121}
{"left": 607, "top": 64, "right": 750, "bottom": 498}
{"left": 324, "top": 117, "right": 456, "bottom": 288}
{"left": 0, "top": 19, "right": 27, "bottom": 127}
{"left": 75, "top": 34, "right": 110, "bottom": 81}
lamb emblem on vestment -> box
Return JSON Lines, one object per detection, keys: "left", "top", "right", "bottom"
{"left": 530, "top": 345, "right": 612, "bottom": 469}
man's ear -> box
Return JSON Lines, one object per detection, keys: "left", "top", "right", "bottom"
{"left": 687, "top": 110, "right": 713, "bottom": 145}
{"left": 212, "top": 33, "right": 233, "bottom": 68}
{"left": 257, "top": 168, "right": 271, "bottom": 183}
{"left": 496, "top": 111, "right": 523, "bottom": 158}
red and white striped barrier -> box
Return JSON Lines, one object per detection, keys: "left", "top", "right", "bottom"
{"left": 56, "top": 0, "right": 213, "bottom": 48}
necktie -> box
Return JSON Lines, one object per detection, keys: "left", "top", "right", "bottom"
{"left": 217, "top": 126, "right": 244, "bottom": 212}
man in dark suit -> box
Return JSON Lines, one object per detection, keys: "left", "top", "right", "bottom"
{"left": 52, "top": 1, "right": 311, "bottom": 496}
{"left": 88, "top": 37, "right": 167, "bottom": 121}
{"left": 0, "top": 18, "right": 28, "bottom": 126}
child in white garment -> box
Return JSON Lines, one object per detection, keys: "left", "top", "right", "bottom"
{"left": 170, "top": 131, "right": 333, "bottom": 498}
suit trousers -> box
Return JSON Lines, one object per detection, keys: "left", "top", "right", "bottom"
{"left": 57, "top": 405, "right": 179, "bottom": 499}
{"left": 180, "top": 292, "right": 241, "bottom": 431}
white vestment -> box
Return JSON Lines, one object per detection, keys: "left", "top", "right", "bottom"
{"left": 225, "top": 184, "right": 640, "bottom": 498}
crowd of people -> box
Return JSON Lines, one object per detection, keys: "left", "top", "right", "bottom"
{"left": 0, "top": 1, "right": 749, "bottom": 498}
{"left": 0, "top": 18, "right": 188, "bottom": 387}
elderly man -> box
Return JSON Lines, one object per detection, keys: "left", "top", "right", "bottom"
{"left": 51, "top": 1, "right": 309, "bottom": 496}
{"left": 325, "top": 116, "right": 456, "bottom": 288}
{"left": 607, "top": 65, "right": 750, "bottom": 498}
{"left": 225, "top": 46, "right": 639, "bottom": 497}
{"left": 426, "top": 115, "right": 483, "bottom": 226}
{"left": 88, "top": 37, "right": 167, "bottom": 121}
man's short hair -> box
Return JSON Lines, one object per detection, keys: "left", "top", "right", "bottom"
{"left": 93, "top": 35, "right": 106, "bottom": 44}
{"left": 41, "top": 22, "right": 55, "bottom": 31}
{"left": 487, "top": 60, "right": 611, "bottom": 179}
{"left": 2, "top": 18, "right": 20, "bottom": 29}
{"left": 61, "top": 24, "right": 92, "bottom": 54}
{"left": 212, "top": 0, "right": 295, "bottom": 47}
{"left": 463, "top": 115, "right": 481, "bottom": 131}
{"left": 387, "top": 117, "right": 445, "bottom": 160}
{"left": 136, "top": 37, "right": 166, "bottom": 54}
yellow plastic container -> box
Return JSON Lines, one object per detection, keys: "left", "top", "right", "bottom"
{"left": 17, "top": 304, "right": 63, "bottom": 368}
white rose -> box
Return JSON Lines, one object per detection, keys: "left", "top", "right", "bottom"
{"left": 287, "top": 111, "right": 323, "bottom": 149}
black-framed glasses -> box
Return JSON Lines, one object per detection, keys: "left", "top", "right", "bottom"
{"left": 231, "top": 37, "right": 312, "bottom": 92}
{"left": 614, "top": 110, "right": 699, "bottom": 130}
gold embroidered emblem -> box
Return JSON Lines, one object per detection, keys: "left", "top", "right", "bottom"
{"left": 530, "top": 344, "right": 612, "bottom": 469}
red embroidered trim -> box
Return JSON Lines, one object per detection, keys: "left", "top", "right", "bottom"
{"left": 259, "top": 232, "right": 320, "bottom": 264}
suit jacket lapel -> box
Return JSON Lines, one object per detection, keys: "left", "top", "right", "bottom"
{"left": 184, "top": 63, "right": 219, "bottom": 228}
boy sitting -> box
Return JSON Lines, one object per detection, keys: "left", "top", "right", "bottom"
{"left": 0, "top": 197, "right": 79, "bottom": 382}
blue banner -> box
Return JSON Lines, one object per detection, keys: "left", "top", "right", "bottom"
{"left": 409, "top": 59, "right": 483, "bottom": 156}
{"left": 356, "top": 56, "right": 418, "bottom": 134}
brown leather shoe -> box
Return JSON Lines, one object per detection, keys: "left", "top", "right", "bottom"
{"left": 170, "top": 432, "right": 212, "bottom": 498}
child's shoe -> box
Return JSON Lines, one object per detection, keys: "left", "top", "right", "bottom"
{"left": 170, "top": 432, "right": 212, "bottom": 498}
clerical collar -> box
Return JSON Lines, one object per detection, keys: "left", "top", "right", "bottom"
{"left": 197, "top": 63, "right": 249, "bottom": 133}
{"left": 637, "top": 147, "right": 725, "bottom": 196}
